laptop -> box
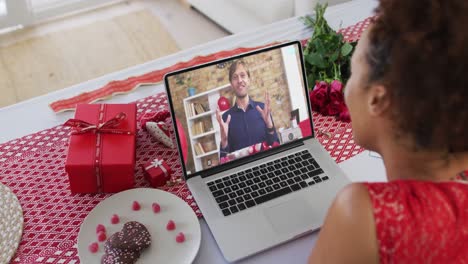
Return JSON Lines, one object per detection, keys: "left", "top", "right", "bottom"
{"left": 164, "top": 41, "right": 350, "bottom": 262}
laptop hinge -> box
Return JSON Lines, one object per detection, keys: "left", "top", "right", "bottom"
{"left": 200, "top": 140, "right": 305, "bottom": 178}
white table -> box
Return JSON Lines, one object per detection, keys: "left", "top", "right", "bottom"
{"left": 0, "top": 0, "right": 386, "bottom": 262}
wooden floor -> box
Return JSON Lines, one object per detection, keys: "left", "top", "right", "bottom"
{"left": 0, "top": 0, "right": 229, "bottom": 108}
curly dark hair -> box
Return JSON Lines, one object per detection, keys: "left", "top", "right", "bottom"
{"left": 366, "top": 0, "right": 468, "bottom": 152}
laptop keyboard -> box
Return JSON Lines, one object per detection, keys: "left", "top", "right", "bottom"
{"left": 207, "top": 150, "right": 329, "bottom": 216}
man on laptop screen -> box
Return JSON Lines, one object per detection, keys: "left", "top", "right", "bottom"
{"left": 216, "top": 60, "right": 280, "bottom": 159}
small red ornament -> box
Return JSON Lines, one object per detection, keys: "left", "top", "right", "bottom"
{"left": 88, "top": 242, "right": 99, "bottom": 253}
{"left": 96, "top": 224, "right": 106, "bottom": 234}
{"left": 111, "top": 214, "right": 120, "bottom": 224}
{"left": 132, "top": 201, "right": 141, "bottom": 211}
{"left": 97, "top": 231, "right": 107, "bottom": 242}
{"left": 143, "top": 158, "right": 172, "bottom": 188}
{"left": 152, "top": 202, "right": 161, "bottom": 213}
{"left": 217, "top": 96, "right": 230, "bottom": 111}
{"left": 166, "top": 220, "right": 176, "bottom": 231}
{"left": 176, "top": 232, "right": 186, "bottom": 243}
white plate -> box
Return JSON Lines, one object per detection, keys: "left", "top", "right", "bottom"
{"left": 78, "top": 188, "right": 201, "bottom": 264}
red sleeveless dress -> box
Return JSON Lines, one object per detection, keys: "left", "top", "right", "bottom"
{"left": 363, "top": 179, "right": 468, "bottom": 263}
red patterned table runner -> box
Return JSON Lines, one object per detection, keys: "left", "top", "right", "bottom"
{"left": 1, "top": 92, "right": 363, "bottom": 263}
{"left": 49, "top": 17, "right": 371, "bottom": 113}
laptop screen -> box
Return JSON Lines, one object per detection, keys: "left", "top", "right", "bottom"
{"left": 165, "top": 42, "right": 313, "bottom": 176}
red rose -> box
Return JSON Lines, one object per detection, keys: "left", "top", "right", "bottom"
{"left": 326, "top": 100, "right": 345, "bottom": 116}
{"left": 330, "top": 80, "right": 343, "bottom": 93}
{"left": 338, "top": 107, "right": 351, "bottom": 122}
{"left": 310, "top": 81, "right": 329, "bottom": 112}
{"left": 329, "top": 89, "right": 344, "bottom": 104}
{"left": 329, "top": 80, "right": 344, "bottom": 104}
{"left": 316, "top": 80, "right": 329, "bottom": 91}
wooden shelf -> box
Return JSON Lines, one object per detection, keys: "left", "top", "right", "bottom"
{"left": 188, "top": 110, "right": 214, "bottom": 121}
{"left": 192, "top": 130, "right": 216, "bottom": 140}
{"left": 195, "top": 150, "right": 218, "bottom": 159}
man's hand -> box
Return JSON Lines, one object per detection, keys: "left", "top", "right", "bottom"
{"left": 216, "top": 107, "right": 231, "bottom": 148}
{"left": 256, "top": 91, "right": 274, "bottom": 129}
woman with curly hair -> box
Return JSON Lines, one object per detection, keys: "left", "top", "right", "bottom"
{"left": 308, "top": 0, "right": 468, "bottom": 263}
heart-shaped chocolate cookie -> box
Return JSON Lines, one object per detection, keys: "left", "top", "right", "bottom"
{"left": 108, "top": 221, "right": 152, "bottom": 252}
{"left": 101, "top": 243, "right": 140, "bottom": 264}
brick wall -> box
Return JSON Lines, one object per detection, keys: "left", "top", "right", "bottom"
{"left": 167, "top": 49, "right": 293, "bottom": 173}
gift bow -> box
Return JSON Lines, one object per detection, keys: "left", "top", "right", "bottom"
{"left": 64, "top": 112, "right": 131, "bottom": 135}
{"left": 146, "top": 158, "right": 168, "bottom": 176}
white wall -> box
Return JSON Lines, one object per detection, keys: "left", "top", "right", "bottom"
{"left": 281, "top": 45, "right": 308, "bottom": 122}
{"left": 235, "top": 0, "right": 293, "bottom": 23}
{"left": 0, "top": 1, "right": 6, "bottom": 16}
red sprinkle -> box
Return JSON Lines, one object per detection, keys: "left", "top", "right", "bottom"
{"left": 132, "top": 201, "right": 141, "bottom": 211}
{"left": 96, "top": 224, "right": 106, "bottom": 234}
{"left": 176, "top": 232, "right": 185, "bottom": 243}
{"left": 97, "top": 231, "right": 107, "bottom": 242}
{"left": 88, "top": 242, "right": 99, "bottom": 253}
{"left": 111, "top": 214, "right": 120, "bottom": 224}
{"left": 152, "top": 203, "right": 161, "bottom": 213}
{"left": 166, "top": 220, "right": 176, "bottom": 231}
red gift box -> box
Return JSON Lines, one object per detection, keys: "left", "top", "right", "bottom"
{"left": 143, "top": 158, "right": 172, "bottom": 188}
{"left": 64, "top": 104, "right": 136, "bottom": 193}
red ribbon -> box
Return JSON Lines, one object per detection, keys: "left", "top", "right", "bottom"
{"left": 64, "top": 112, "right": 131, "bottom": 135}
{"left": 64, "top": 105, "right": 133, "bottom": 192}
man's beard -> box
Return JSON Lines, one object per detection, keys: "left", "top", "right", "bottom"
{"left": 236, "top": 93, "right": 247, "bottom": 99}
{"left": 235, "top": 85, "right": 248, "bottom": 99}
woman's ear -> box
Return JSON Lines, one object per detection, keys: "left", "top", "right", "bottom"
{"left": 367, "top": 84, "right": 390, "bottom": 116}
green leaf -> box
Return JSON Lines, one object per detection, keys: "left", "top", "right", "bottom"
{"left": 315, "top": 39, "right": 326, "bottom": 54}
{"left": 330, "top": 51, "right": 339, "bottom": 62}
{"left": 336, "top": 33, "right": 344, "bottom": 43}
{"left": 306, "top": 53, "right": 326, "bottom": 69}
{"left": 314, "top": 27, "right": 322, "bottom": 36}
{"left": 341, "top": 42, "right": 353, "bottom": 57}
{"left": 300, "top": 15, "right": 316, "bottom": 29}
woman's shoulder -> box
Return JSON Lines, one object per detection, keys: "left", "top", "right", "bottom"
{"left": 308, "top": 183, "right": 379, "bottom": 263}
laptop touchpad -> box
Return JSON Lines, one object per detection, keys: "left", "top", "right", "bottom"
{"left": 263, "top": 198, "right": 316, "bottom": 236}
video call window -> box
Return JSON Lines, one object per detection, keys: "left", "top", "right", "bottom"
{"left": 167, "top": 44, "right": 311, "bottom": 175}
